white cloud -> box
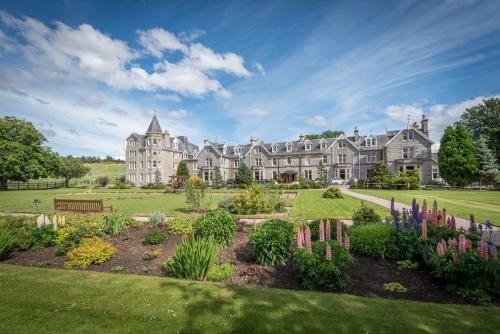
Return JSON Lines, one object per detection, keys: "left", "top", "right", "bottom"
{"left": 385, "top": 104, "right": 424, "bottom": 122}
{"left": 305, "top": 115, "right": 327, "bottom": 127}
{"left": 167, "top": 109, "right": 189, "bottom": 119}
{"left": 137, "top": 27, "right": 186, "bottom": 57}
{"left": 247, "top": 107, "right": 268, "bottom": 117}
{"left": 253, "top": 62, "right": 265, "bottom": 76}
{"left": 153, "top": 94, "right": 181, "bottom": 103}
{"left": 179, "top": 29, "right": 206, "bottom": 43}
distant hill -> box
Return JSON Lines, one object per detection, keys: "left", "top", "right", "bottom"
{"left": 79, "top": 162, "right": 125, "bottom": 184}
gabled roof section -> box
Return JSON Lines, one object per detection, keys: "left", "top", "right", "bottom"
{"left": 146, "top": 115, "right": 162, "bottom": 133}
{"left": 384, "top": 127, "right": 433, "bottom": 147}
{"left": 326, "top": 134, "right": 360, "bottom": 151}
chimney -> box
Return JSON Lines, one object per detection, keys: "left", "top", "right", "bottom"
{"left": 354, "top": 127, "right": 359, "bottom": 142}
{"left": 163, "top": 129, "right": 170, "bottom": 144}
{"left": 421, "top": 114, "right": 429, "bottom": 136}
{"left": 299, "top": 133, "right": 305, "bottom": 142}
{"left": 250, "top": 136, "right": 258, "bottom": 145}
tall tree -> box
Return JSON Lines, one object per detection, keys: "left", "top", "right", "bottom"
{"left": 57, "top": 156, "right": 91, "bottom": 187}
{"left": 176, "top": 161, "right": 189, "bottom": 177}
{"left": 475, "top": 135, "right": 499, "bottom": 186}
{"left": 305, "top": 130, "right": 344, "bottom": 140}
{"left": 212, "top": 166, "right": 224, "bottom": 188}
{"left": 235, "top": 162, "right": 253, "bottom": 188}
{"left": 438, "top": 125, "right": 478, "bottom": 186}
{"left": 458, "top": 98, "right": 500, "bottom": 164}
{"left": 317, "top": 161, "right": 328, "bottom": 187}
{"left": 0, "top": 116, "right": 61, "bottom": 190}
{"left": 367, "top": 161, "right": 393, "bottom": 184}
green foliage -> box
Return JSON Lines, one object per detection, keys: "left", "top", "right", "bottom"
{"left": 390, "top": 170, "right": 421, "bottom": 189}
{"left": 54, "top": 215, "right": 107, "bottom": 255}
{"left": 143, "top": 229, "right": 166, "bottom": 245}
{"left": 295, "top": 240, "right": 353, "bottom": 290}
{"left": 438, "top": 124, "right": 479, "bottom": 186}
{"left": 459, "top": 97, "right": 500, "bottom": 164}
{"left": 143, "top": 248, "right": 162, "bottom": 260}
{"left": 352, "top": 203, "right": 381, "bottom": 226}
{"left": 349, "top": 224, "right": 397, "bottom": 259}
{"left": 111, "top": 265, "right": 125, "bottom": 273}
{"left": 167, "top": 217, "right": 194, "bottom": 235}
{"left": 305, "top": 130, "right": 344, "bottom": 139}
{"left": 64, "top": 237, "right": 116, "bottom": 269}
{"left": 96, "top": 176, "right": 109, "bottom": 187}
{"left": 397, "top": 260, "right": 419, "bottom": 270}
{"left": 207, "top": 261, "right": 234, "bottom": 282}
{"left": 367, "top": 161, "right": 393, "bottom": 184}
{"left": 308, "top": 219, "right": 347, "bottom": 241}
{"left": 32, "top": 260, "right": 53, "bottom": 268}
{"left": 0, "top": 225, "right": 16, "bottom": 257}
{"left": 235, "top": 162, "right": 253, "bottom": 188}
{"left": 212, "top": 166, "right": 224, "bottom": 188}
{"left": 176, "top": 161, "right": 189, "bottom": 177}
{"left": 193, "top": 210, "right": 236, "bottom": 247}
{"left": 383, "top": 282, "right": 407, "bottom": 293}
{"left": 250, "top": 219, "right": 295, "bottom": 267}
{"left": 317, "top": 161, "right": 328, "bottom": 187}
{"left": 475, "top": 135, "right": 499, "bottom": 185}
{"left": 163, "top": 237, "right": 220, "bottom": 281}
{"left": 185, "top": 177, "right": 207, "bottom": 211}
{"left": 29, "top": 225, "right": 56, "bottom": 251}
{"left": 103, "top": 211, "right": 130, "bottom": 235}
{"left": 230, "top": 184, "right": 284, "bottom": 214}
{"left": 322, "top": 186, "right": 343, "bottom": 199}
{"left": 0, "top": 216, "right": 32, "bottom": 251}
{"left": 57, "top": 156, "right": 91, "bottom": 187}
{"left": 148, "top": 211, "right": 165, "bottom": 227}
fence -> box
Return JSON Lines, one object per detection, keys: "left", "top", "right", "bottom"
{"left": 359, "top": 182, "right": 498, "bottom": 191}
{"left": 7, "top": 181, "right": 65, "bottom": 190}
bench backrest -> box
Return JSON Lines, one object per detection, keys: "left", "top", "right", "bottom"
{"left": 54, "top": 199, "right": 104, "bottom": 213}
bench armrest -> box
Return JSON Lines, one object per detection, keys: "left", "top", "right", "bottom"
{"left": 103, "top": 206, "right": 113, "bottom": 213}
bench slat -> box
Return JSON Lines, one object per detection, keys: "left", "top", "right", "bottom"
{"left": 54, "top": 199, "right": 112, "bottom": 214}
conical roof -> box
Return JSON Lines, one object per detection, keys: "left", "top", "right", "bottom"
{"left": 146, "top": 115, "right": 162, "bottom": 133}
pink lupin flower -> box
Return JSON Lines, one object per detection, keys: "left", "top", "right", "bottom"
{"left": 452, "top": 252, "right": 459, "bottom": 264}
{"left": 319, "top": 220, "right": 325, "bottom": 242}
{"left": 478, "top": 241, "right": 489, "bottom": 261}
{"left": 465, "top": 239, "right": 472, "bottom": 250}
{"left": 296, "top": 228, "right": 303, "bottom": 248}
{"left": 343, "top": 233, "right": 350, "bottom": 251}
{"left": 436, "top": 241, "right": 445, "bottom": 257}
{"left": 421, "top": 220, "right": 428, "bottom": 241}
{"left": 325, "top": 243, "right": 332, "bottom": 260}
{"left": 442, "top": 208, "right": 447, "bottom": 227}
{"left": 336, "top": 220, "right": 343, "bottom": 245}
{"left": 447, "top": 238, "right": 457, "bottom": 248}
{"left": 305, "top": 226, "right": 312, "bottom": 254}
{"left": 490, "top": 246, "right": 497, "bottom": 258}
{"left": 450, "top": 216, "right": 456, "bottom": 233}
{"left": 458, "top": 234, "right": 467, "bottom": 253}
{"left": 325, "top": 219, "right": 331, "bottom": 241}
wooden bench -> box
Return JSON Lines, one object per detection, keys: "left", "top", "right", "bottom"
{"left": 54, "top": 199, "right": 113, "bottom": 214}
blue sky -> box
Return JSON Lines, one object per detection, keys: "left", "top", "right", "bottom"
{"left": 1, "top": 0, "right": 499, "bottom": 158}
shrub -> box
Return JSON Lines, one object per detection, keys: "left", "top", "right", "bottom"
{"left": 349, "top": 223, "right": 397, "bottom": 259}
{"left": 0, "top": 216, "right": 32, "bottom": 251}
{"left": 65, "top": 237, "right": 116, "bottom": 269}
{"left": 111, "top": 265, "right": 125, "bottom": 273}
{"left": 148, "top": 211, "right": 165, "bottom": 227}
{"left": 322, "top": 186, "right": 343, "bottom": 199}
{"left": 104, "top": 211, "right": 130, "bottom": 235}
{"left": 167, "top": 217, "right": 194, "bottom": 235}
{"left": 143, "top": 229, "right": 166, "bottom": 245}
{"left": 384, "top": 282, "right": 407, "bottom": 293}
{"left": 29, "top": 225, "right": 56, "bottom": 251}
{"left": 295, "top": 240, "right": 353, "bottom": 290}
{"left": 193, "top": 210, "right": 236, "bottom": 247}
{"left": 230, "top": 184, "right": 284, "bottom": 214}
{"left": 0, "top": 225, "right": 16, "bottom": 257}
{"left": 352, "top": 203, "right": 381, "bottom": 225}
{"left": 96, "top": 176, "right": 109, "bottom": 187}
{"left": 163, "top": 237, "right": 220, "bottom": 280}
{"left": 143, "top": 248, "right": 162, "bottom": 260}
{"left": 207, "top": 261, "right": 234, "bottom": 281}
{"left": 250, "top": 219, "right": 295, "bottom": 267}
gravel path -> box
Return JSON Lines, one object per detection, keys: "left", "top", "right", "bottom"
{"left": 340, "top": 186, "right": 500, "bottom": 245}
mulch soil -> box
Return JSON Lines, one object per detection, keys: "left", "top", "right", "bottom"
{"left": 2, "top": 227, "right": 496, "bottom": 305}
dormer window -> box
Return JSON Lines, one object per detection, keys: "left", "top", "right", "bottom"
{"left": 304, "top": 140, "right": 312, "bottom": 151}
{"left": 365, "top": 137, "right": 376, "bottom": 147}
{"left": 182, "top": 151, "right": 188, "bottom": 159}
{"left": 403, "top": 131, "right": 414, "bottom": 141}
{"left": 320, "top": 140, "right": 327, "bottom": 150}
{"left": 172, "top": 138, "right": 179, "bottom": 149}
{"left": 272, "top": 144, "right": 279, "bottom": 153}
{"left": 255, "top": 146, "right": 262, "bottom": 154}
{"left": 286, "top": 142, "right": 293, "bottom": 152}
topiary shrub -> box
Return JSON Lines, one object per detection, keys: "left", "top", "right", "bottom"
{"left": 143, "top": 229, "right": 166, "bottom": 245}
{"left": 65, "top": 237, "right": 116, "bottom": 269}
{"left": 322, "top": 186, "right": 343, "bottom": 199}
{"left": 162, "top": 237, "right": 219, "bottom": 281}
{"left": 250, "top": 219, "right": 295, "bottom": 267}
{"left": 349, "top": 223, "right": 397, "bottom": 259}
{"left": 193, "top": 210, "right": 236, "bottom": 247}
{"left": 352, "top": 203, "right": 382, "bottom": 226}
{"left": 207, "top": 261, "right": 234, "bottom": 281}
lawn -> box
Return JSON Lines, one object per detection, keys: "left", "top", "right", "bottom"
{"left": 80, "top": 162, "right": 125, "bottom": 183}
{"left": 289, "top": 189, "right": 389, "bottom": 220}
{"left": 0, "top": 188, "right": 226, "bottom": 216}
{"left": 0, "top": 264, "right": 498, "bottom": 334}
{"left": 352, "top": 189, "right": 500, "bottom": 225}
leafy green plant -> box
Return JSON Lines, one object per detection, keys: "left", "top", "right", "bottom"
{"left": 349, "top": 223, "right": 397, "bottom": 259}
{"left": 143, "top": 248, "right": 162, "bottom": 260}
{"left": 250, "top": 219, "right": 295, "bottom": 267}
{"left": 29, "top": 225, "right": 56, "bottom": 251}
{"left": 207, "top": 261, "right": 234, "bottom": 282}
{"left": 32, "top": 260, "right": 53, "bottom": 268}
{"left": 352, "top": 203, "right": 381, "bottom": 225}
{"left": 148, "top": 211, "right": 165, "bottom": 227}
{"left": 397, "top": 260, "right": 419, "bottom": 270}
{"left": 230, "top": 184, "right": 284, "bottom": 214}
{"left": 0, "top": 225, "right": 16, "bottom": 257}
{"left": 163, "top": 237, "right": 220, "bottom": 281}
{"left": 295, "top": 240, "right": 353, "bottom": 290}
{"left": 143, "top": 229, "right": 166, "bottom": 245}
{"left": 65, "top": 237, "right": 116, "bottom": 269}
{"left": 140, "top": 266, "right": 152, "bottom": 274}
{"left": 193, "top": 210, "right": 236, "bottom": 247}
{"left": 384, "top": 282, "right": 407, "bottom": 293}
{"left": 322, "top": 186, "right": 343, "bottom": 199}
{"left": 167, "top": 217, "right": 194, "bottom": 235}
{"left": 111, "top": 265, "right": 125, "bottom": 273}
{"left": 103, "top": 211, "right": 130, "bottom": 235}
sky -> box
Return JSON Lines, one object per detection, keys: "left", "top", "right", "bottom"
{"left": 0, "top": 0, "right": 499, "bottom": 158}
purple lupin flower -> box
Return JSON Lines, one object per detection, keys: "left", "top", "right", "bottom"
{"left": 469, "top": 214, "right": 477, "bottom": 233}
{"left": 390, "top": 197, "right": 395, "bottom": 216}
{"left": 393, "top": 209, "right": 400, "bottom": 229}
{"left": 402, "top": 208, "right": 408, "bottom": 227}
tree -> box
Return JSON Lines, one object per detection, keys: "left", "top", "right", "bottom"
{"left": 212, "top": 166, "right": 224, "bottom": 188}
{"left": 458, "top": 98, "right": 500, "bottom": 164}
{"left": 57, "top": 156, "right": 91, "bottom": 187}
{"left": 367, "top": 161, "right": 393, "bottom": 184}
{"left": 235, "top": 162, "right": 253, "bottom": 188}
{"left": 305, "top": 130, "right": 344, "bottom": 140}
{"left": 475, "top": 135, "right": 499, "bottom": 186}
{"left": 176, "top": 161, "right": 189, "bottom": 177}
{"left": 317, "top": 161, "right": 328, "bottom": 187}
{"left": 0, "top": 116, "right": 61, "bottom": 190}
{"left": 438, "top": 124, "right": 478, "bottom": 186}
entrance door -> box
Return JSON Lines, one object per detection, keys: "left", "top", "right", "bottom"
{"left": 339, "top": 169, "right": 346, "bottom": 180}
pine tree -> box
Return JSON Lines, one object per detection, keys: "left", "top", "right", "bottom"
{"left": 176, "top": 161, "right": 189, "bottom": 177}
{"left": 235, "top": 162, "right": 253, "bottom": 188}
{"left": 475, "top": 135, "right": 499, "bottom": 186}
{"left": 317, "top": 161, "right": 328, "bottom": 187}
{"left": 438, "top": 124, "right": 478, "bottom": 186}
{"left": 212, "top": 166, "right": 224, "bottom": 188}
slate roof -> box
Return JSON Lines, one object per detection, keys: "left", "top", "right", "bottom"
{"left": 146, "top": 115, "right": 163, "bottom": 133}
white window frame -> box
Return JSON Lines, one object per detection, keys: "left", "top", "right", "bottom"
{"left": 304, "top": 140, "right": 312, "bottom": 151}
{"left": 272, "top": 158, "right": 278, "bottom": 166}
{"left": 303, "top": 156, "right": 310, "bottom": 165}
{"left": 402, "top": 147, "right": 415, "bottom": 159}
{"left": 286, "top": 143, "right": 293, "bottom": 152}
{"left": 234, "top": 160, "right": 240, "bottom": 168}
{"left": 304, "top": 170, "right": 312, "bottom": 180}
{"left": 255, "top": 146, "right": 261, "bottom": 154}
{"left": 322, "top": 155, "right": 328, "bottom": 164}
{"left": 272, "top": 145, "right": 279, "bottom": 153}
{"left": 403, "top": 131, "right": 414, "bottom": 141}
{"left": 206, "top": 158, "right": 212, "bottom": 167}
{"left": 338, "top": 141, "right": 346, "bottom": 149}
{"left": 320, "top": 141, "right": 327, "bottom": 150}
{"left": 365, "top": 137, "right": 376, "bottom": 147}
{"left": 367, "top": 153, "right": 377, "bottom": 163}
{"left": 255, "top": 158, "right": 262, "bottom": 166}
{"left": 286, "top": 157, "right": 292, "bottom": 165}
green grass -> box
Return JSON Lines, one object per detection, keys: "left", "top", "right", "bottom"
{"left": 81, "top": 163, "right": 125, "bottom": 183}
{"left": 0, "top": 264, "right": 498, "bottom": 334}
{"left": 289, "top": 189, "right": 389, "bottom": 220}
{"left": 352, "top": 189, "right": 500, "bottom": 225}
{"left": 0, "top": 188, "right": 226, "bottom": 216}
